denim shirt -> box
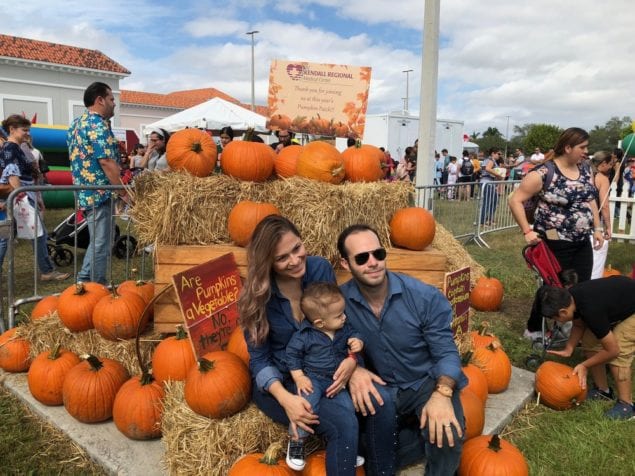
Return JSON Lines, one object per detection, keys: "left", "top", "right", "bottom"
{"left": 246, "top": 256, "right": 336, "bottom": 392}
{"left": 286, "top": 320, "right": 361, "bottom": 377}
{"left": 340, "top": 271, "right": 466, "bottom": 391}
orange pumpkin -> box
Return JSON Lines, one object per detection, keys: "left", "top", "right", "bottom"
{"left": 303, "top": 450, "right": 365, "bottom": 475}
{"left": 470, "top": 275, "right": 504, "bottom": 312}
{"left": 228, "top": 442, "right": 297, "bottom": 475}
{"left": 113, "top": 370, "right": 165, "bottom": 440}
{"left": 31, "top": 295, "right": 59, "bottom": 320}
{"left": 296, "top": 141, "right": 345, "bottom": 184}
{"left": 62, "top": 355, "right": 130, "bottom": 423}
{"left": 221, "top": 140, "right": 275, "bottom": 182}
{"left": 341, "top": 143, "right": 385, "bottom": 182}
{"left": 226, "top": 326, "right": 250, "bottom": 366}
{"left": 184, "top": 351, "right": 251, "bottom": 418}
{"left": 603, "top": 265, "right": 621, "bottom": 277}
{"left": 389, "top": 207, "right": 436, "bottom": 251}
{"left": 27, "top": 345, "right": 80, "bottom": 406}
{"left": 166, "top": 128, "right": 217, "bottom": 177}
{"left": 92, "top": 288, "right": 147, "bottom": 341}
{"left": 470, "top": 341, "right": 512, "bottom": 394}
{"left": 309, "top": 114, "right": 331, "bottom": 135}
{"left": 0, "top": 328, "right": 31, "bottom": 372}
{"left": 469, "top": 322, "right": 501, "bottom": 350}
{"left": 117, "top": 280, "right": 155, "bottom": 305}
{"left": 151, "top": 325, "right": 196, "bottom": 383}
{"left": 458, "top": 434, "right": 529, "bottom": 476}
{"left": 462, "top": 353, "right": 489, "bottom": 404}
{"left": 267, "top": 114, "right": 292, "bottom": 131}
{"left": 227, "top": 201, "right": 280, "bottom": 247}
{"left": 535, "top": 361, "right": 587, "bottom": 410}
{"left": 332, "top": 121, "right": 350, "bottom": 137}
{"left": 459, "top": 388, "right": 485, "bottom": 441}
{"left": 274, "top": 144, "right": 303, "bottom": 178}
{"left": 57, "top": 282, "right": 109, "bottom": 332}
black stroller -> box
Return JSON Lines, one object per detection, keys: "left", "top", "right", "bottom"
{"left": 522, "top": 241, "right": 572, "bottom": 370}
{"left": 47, "top": 209, "right": 137, "bottom": 267}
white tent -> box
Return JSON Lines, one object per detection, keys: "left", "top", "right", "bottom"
{"left": 142, "top": 97, "right": 268, "bottom": 135}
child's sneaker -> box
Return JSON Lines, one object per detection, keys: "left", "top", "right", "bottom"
{"left": 286, "top": 439, "right": 306, "bottom": 471}
{"left": 587, "top": 386, "right": 615, "bottom": 401}
{"left": 605, "top": 400, "right": 634, "bottom": 420}
{"left": 356, "top": 455, "right": 365, "bottom": 467}
{"left": 523, "top": 329, "right": 542, "bottom": 341}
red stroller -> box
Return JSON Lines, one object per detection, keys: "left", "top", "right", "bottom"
{"left": 522, "top": 241, "right": 571, "bottom": 369}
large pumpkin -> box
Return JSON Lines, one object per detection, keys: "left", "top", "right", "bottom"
{"left": 221, "top": 140, "right": 275, "bottom": 182}
{"left": 459, "top": 388, "right": 485, "bottom": 441}
{"left": 462, "top": 352, "right": 489, "bottom": 404}
{"left": 341, "top": 142, "right": 385, "bottom": 182}
{"left": 470, "top": 275, "right": 504, "bottom": 312}
{"left": 227, "top": 201, "right": 280, "bottom": 247}
{"left": 228, "top": 442, "right": 297, "bottom": 476}
{"left": 226, "top": 326, "right": 250, "bottom": 366}
{"left": 166, "top": 128, "right": 217, "bottom": 177}
{"left": 535, "top": 361, "right": 587, "bottom": 410}
{"left": 151, "top": 325, "right": 196, "bottom": 383}
{"left": 31, "top": 295, "right": 59, "bottom": 320}
{"left": 458, "top": 434, "right": 529, "bottom": 476}
{"left": 92, "top": 288, "right": 147, "bottom": 341}
{"left": 113, "top": 370, "right": 165, "bottom": 440}
{"left": 184, "top": 350, "right": 251, "bottom": 419}
{"left": 296, "top": 141, "right": 345, "bottom": 184}
{"left": 389, "top": 207, "right": 436, "bottom": 251}
{"left": 470, "top": 341, "right": 512, "bottom": 394}
{"left": 0, "top": 328, "right": 31, "bottom": 372}
{"left": 303, "top": 450, "right": 365, "bottom": 475}
{"left": 602, "top": 265, "right": 621, "bottom": 277}
{"left": 62, "top": 355, "right": 130, "bottom": 423}
{"left": 57, "top": 282, "right": 109, "bottom": 332}
{"left": 274, "top": 144, "right": 303, "bottom": 177}
{"left": 117, "top": 280, "right": 155, "bottom": 305}
{"left": 27, "top": 345, "right": 80, "bottom": 406}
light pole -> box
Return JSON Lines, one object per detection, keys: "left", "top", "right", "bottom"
{"left": 402, "top": 69, "right": 413, "bottom": 113}
{"left": 246, "top": 30, "right": 259, "bottom": 111}
{"left": 504, "top": 115, "right": 510, "bottom": 159}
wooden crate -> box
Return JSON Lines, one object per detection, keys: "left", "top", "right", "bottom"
{"left": 154, "top": 244, "right": 448, "bottom": 333}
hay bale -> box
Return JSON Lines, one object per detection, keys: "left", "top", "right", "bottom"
{"left": 161, "top": 380, "right": 288, "bottom": 475}
{"left": 16, "top": 314, "right": 160, "bottom": 376}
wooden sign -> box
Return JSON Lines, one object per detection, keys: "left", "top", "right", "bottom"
{"left": 444, "top": 267, "right": 471, "bottom": 336}
{"left": 172, "top": 253, "right": 242, "bottom": 359}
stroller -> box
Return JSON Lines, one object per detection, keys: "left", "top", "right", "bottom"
{"left": 522, "top": 241, "right": 572, "bottom": 370}
{"left": 47, "top": 209, "right": 137, "bottom": 267}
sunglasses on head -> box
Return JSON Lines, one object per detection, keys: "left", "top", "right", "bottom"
{"left": 352, "top": 247, "right": 387, "bottom": 266}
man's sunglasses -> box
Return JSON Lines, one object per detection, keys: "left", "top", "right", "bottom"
{"left": 353, "top": 247, "right": 387, "bottom": 266}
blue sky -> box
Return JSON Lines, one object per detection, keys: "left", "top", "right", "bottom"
{"left": 5, "top": 0, "right": 635, "bottom": 136}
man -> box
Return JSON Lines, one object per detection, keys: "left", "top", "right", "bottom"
{"left": 67, "top": 82, "right": 127, "bottom": 284}
{"left": 337, "top": 224, "right": 465, "bottom": 475}
{"left": 271, "top": 129, "right": 293, "bottom": 153}
{"left": 530, "top": 147, "right": 544, "bottom": 164}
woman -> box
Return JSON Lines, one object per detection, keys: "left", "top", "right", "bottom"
{"left": 508, "top": 127, "right": 603, "bottom": 338}
{"left": 238, "top": 215, "right": 359, "bottom": 475}
{"left": 479, "top": 147, "right": 505, "bottom": 225}
{"left": 216, "top": 126, "right": 234, "bottom": 173}
{"left": 139, "top": 128, "right": 170, "bottom": 171}
{"left": 0, "top": 115, "right": 69, "bottom": 280}
{"left": 590, "top": 151, "right": 614, "bottom": 279}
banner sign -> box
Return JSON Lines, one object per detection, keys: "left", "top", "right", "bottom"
{"left": 266, "top": 60, "right": 372, "bottom": 139}
{"left": 444, "top": 267, "right": 471, "bottom": 336}
{"left": 172, "top": 253, "right": 242, "bottom": 359}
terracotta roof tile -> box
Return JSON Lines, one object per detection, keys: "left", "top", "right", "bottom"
{"left": 0, "top": 34, "right": 130, "bottom": 74}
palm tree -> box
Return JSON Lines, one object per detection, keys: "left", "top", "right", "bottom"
{"left": 482, "top": 127, "right": 503, "bottom": 138}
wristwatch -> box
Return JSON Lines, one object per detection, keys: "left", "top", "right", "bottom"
{"left": 435, "top": 384, "right": 454, "bottom": 398}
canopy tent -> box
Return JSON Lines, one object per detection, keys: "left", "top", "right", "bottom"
{"left": 142, "top": 97, "right": 268, "bottom": 135}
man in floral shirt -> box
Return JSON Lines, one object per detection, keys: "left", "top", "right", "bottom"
{"left": 67, "top": 82, "right": 126, "bottom": 284}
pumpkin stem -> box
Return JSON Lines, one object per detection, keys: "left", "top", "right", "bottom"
{"left": 477, "top": 321, "right": 491, "bottom": 335}
{"left": 110, "top": 283, "right": 120, "bottom": 298}
{"left": 198, "top": 357, "right": 215, "bottom": 373}
{"left": 487, "top": 341, "right": 502, "bottom": 351}
{"left": 243, "top": 128, "right": 255, "bottom": 141}
{"left": 461, "top": 351, "right": 473, "bottom": 366}
{"left": 74, "top": 283, "right": 87, "bottom": 296}
{"left": 355, "top": 139, "right": 362, "bottom": 148}
{"left": 191, "top": 142, "right": 203, "bottom": 153}
{"left": 48, "top": 343, "right": 62, "bottom": 360}
{"left": 175, "top": 325, "right": 188, "bottom": 340}
{"left": 140, "top": 367, "right": 156, "bottom": 386}
{"left": 487, "top": 434, "right": 503, "bottom": 452}
{"left": 83, "top": 354, "right": 104, "bottom": 372}
{"left": 259, "top": 441, "right": 284, "bottom": 465}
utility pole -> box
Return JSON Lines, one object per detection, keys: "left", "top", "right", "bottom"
{"left": 246, "top": 30, "right": 259, "bottom": 111}
{"left": 504, "top": 115, "right": 510, "bottom": 159}
{"left": 403, "top": 69, "right": 413, "bottom": 113}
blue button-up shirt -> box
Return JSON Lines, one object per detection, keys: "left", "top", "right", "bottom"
{"left": 340, "top": 271, "right": 466, "bottom": 391}
{"left": 286, "top": 320, "right": 361, "bottom": 377}
{"left": 246, "top": 256, "right": 336, "bottom": 392}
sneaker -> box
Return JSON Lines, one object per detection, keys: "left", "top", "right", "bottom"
{"left": 41, "top": 270, "right": 70, "bottom": 281}
{"left": 587, "top": 387, "right": 615, "bottom": 402}
{"left": 286, "top": 439, "right": 306, "bottom": 471}
{"left": 523, "top": 329, "right": 542, "bottom": 341}
{"left": 356, "top": 455, "right": 365, "bottom": 467}
{"left": 605, "top": 400, "right": 634, "bottom": 421}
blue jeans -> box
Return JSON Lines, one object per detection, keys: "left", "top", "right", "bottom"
{"left": 253, "top": 377, "right": 359, "bottom": 476}
{"left": 480, "top": 181, "right": 498, "bottom": 224}
{"left": 78, "top": 199, "right": 113, "bottom": 284}
{"left": 0, "top": 221, "right": 54, "bottom": 275}
{"left": 363, "top": 379, "right": 465, "bottom": 476}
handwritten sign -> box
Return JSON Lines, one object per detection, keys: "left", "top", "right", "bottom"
{"left": 444, "top": 267, "right": 471, "bottom": 336}
{"left": 172, "top": 253, "right": 242, "bottom": 360}
{"left": 266, "top": 60, "right": 372, "bottom": 138}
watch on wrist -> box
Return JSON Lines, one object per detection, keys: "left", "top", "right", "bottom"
{"left": 435, "top": 384, "right": 453, "bottom": 398}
